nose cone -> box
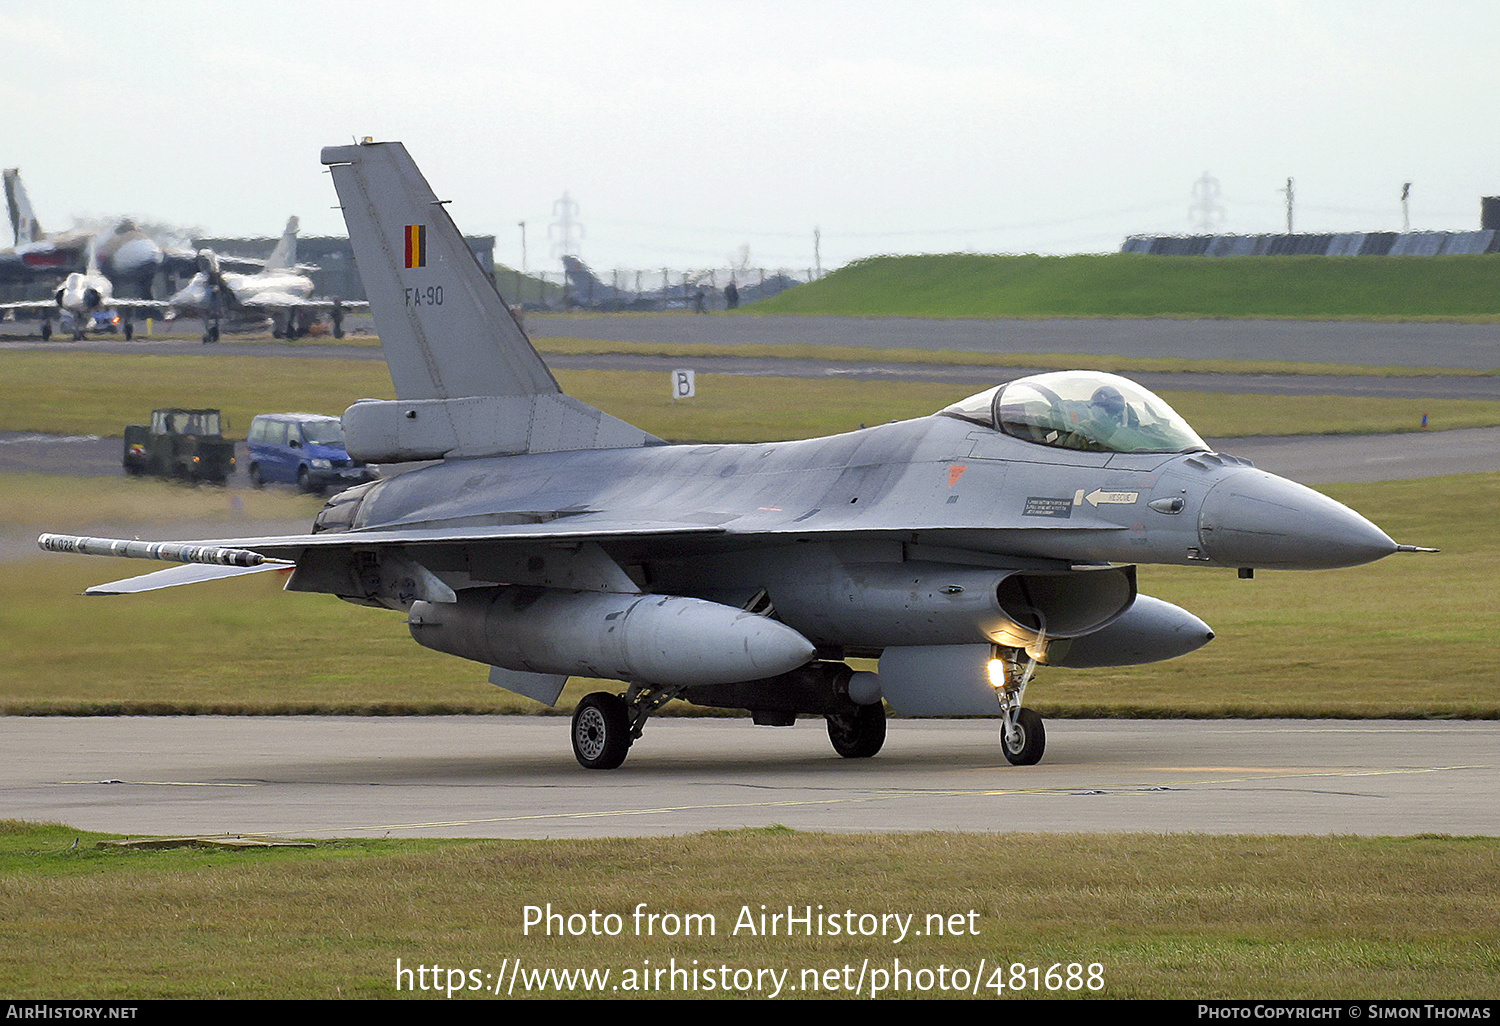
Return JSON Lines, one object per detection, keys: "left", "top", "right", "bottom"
{"left": 1198, "top": 469, "right": 1397, "bottom": 570}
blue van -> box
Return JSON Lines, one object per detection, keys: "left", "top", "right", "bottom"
{"left": 245, "top": 413, "right": 376, "bottom": 493}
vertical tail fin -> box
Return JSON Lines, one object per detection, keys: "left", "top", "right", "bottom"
{"left": 320, "top": 140, "right": 558, "bottom": 402}
{"left": 323, "top": 140, "right": 655, "bottom": 462}
{"left": 4, "top": 169, "right": 41, "bottom": 245}
{"left": 264, "top": 216, "right": 299, "bottom": 271}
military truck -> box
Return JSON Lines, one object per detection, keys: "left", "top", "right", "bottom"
{"left": 122, "top": 409, "right": 236, "bottom": 484}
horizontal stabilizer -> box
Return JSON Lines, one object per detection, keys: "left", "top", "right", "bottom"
{"left": 343, "top": 394, "right": 659, "bottom": 461}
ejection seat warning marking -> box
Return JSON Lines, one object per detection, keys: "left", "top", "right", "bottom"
{"left": 1023, "top": 497, "right": 1073, "bottom": 519}
{"left": 948, "top": 465, "right": 967, "bottom": 487}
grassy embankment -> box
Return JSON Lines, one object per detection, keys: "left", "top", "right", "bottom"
{"left": 749, "top": 252, "right": 1500, "bottom": 320}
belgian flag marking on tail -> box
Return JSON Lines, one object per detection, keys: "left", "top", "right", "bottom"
{"left": 404, "top": 224, "right": 426, "bottom": 268}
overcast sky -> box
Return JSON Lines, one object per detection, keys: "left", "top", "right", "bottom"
{"left": 4, "top": 1, "right": 1498, "bottom": 273}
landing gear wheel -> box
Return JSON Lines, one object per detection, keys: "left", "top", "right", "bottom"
{"left": 123, "top": 321, "right": 133, "bottom": 341}
{"left": 1000, "top": 708, "right": 1046, "bottom": 766}
{"left": 827, "top": 702, "right": 886, "bottom": 759}
{"left": 572, "top": 692, "right": 632, "bottom": 770}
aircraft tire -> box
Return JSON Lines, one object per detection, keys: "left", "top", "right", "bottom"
{"left": 1001, "top": 708, "right": 1046, "bottom": 766}
{"left": 124, "top": 322, "right": 133, "bottom": 341}
{"left": 827, "top": 702, "right": 886, "bottom": 759}
{"left": 572, "top": 692, "right": 632, "bottom": 770}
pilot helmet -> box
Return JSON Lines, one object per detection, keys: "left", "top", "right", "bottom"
{"left": 1089, "top": 385, "right": 1126, "bottom": 421}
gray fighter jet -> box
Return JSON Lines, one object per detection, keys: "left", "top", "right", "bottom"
{"left": 39, "top": 140, "right": 1428, "bottom": 770}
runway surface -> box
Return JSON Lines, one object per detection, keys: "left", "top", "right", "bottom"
{"left": 530, "top": 313, "right": 1500, "bottom": 371}
{"left": 4, "top": 716, "right": 1494, "bottom": 839}
{"left": 5, "top": 312, "right": 1500, "bottom": 369}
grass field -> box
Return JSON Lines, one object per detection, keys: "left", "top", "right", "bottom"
{"left": 750, "top": 252, "right": 1500, "bottom": 320}
{"left": 1, "top": 822, "right": 1495, "bottom": 999}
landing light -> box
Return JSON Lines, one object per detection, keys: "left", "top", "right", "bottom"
{"left": 987, "top": 658, "right": 1006, "bottom": 690}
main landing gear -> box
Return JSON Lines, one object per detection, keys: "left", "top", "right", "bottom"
{"left": 569, "top": 665, "right": 890, "bottom": 769}
{"left": 826, "top": 702, "right": 886, "bottom": 759}
{"left": 570, "top": 683, "right": 680, "bottom": 770}
{"left": 992, "top": 646, "right": 1047, "bottom": 766}
{"left": 571, "top": 692, "right": 633, "bottom": 770}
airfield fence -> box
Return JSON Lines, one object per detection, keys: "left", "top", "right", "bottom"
{"left": 500, "top": 266, "right": 822, "bottom": 311}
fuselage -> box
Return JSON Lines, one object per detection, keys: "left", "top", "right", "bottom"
{"left": 168, "top": 268, "right": 315, "bottom": 316}
{"left": 54, "top": 271, "right": 111, "bottom": 316}
{"left": 321, "top": 410, "right": 1396, "bottom": 575}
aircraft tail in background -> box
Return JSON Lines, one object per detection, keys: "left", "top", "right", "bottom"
{"left": 4, "top": 169, "right": 42, "bottom": 245}
{"left": 263, "top": 216, "right": 300, "bottom": 271}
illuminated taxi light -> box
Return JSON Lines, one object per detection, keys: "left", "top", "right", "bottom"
{"left": 987, "top": 658, "right": 1006, "bottom": 689}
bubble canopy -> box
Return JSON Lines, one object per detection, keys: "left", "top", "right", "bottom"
{"left": 941, "top": 371, "right": 1209, "bottom": 455}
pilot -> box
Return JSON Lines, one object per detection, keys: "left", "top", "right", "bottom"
{"left": 1089, "top": 385, "right": 1126, "bottom": 425}
{"left": 1076, "top": 385, "right": 1127, "bottom": 447}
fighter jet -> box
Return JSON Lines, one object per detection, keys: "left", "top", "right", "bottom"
{"left": 38, "top": 140, "right": 1428, "bottom": 770}
{"left": 0, "top": 242, "right": 165, "bottom": 340}
{"left": 562, "top": 255, "right": 800, "bottom": 311}
{"left": 165, "top": 217, "right": 366, "bottom": 342}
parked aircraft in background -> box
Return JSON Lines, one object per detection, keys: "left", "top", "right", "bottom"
{"left": 1, "top": 168, "right": 197, "bottom": 298}
{"left": 0, "top": 243, "right": 165, "bottom": 339}
{"left": 562, "top": 255, "right": 681, "bottom": 310}
{"left": 39, "top": 141, "right": 1428, "bottom": 771}
{"left": 165, "top": 217, "right": 365, "bottom": 342}
{"left": 562, "top": 254, "right": 802, "bottom": 311}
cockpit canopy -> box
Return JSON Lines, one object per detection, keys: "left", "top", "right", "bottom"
{"left": 941, "top": 371, "right": 1208, "bottom": 455}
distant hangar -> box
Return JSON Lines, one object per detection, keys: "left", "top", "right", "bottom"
{"left": 1125, "top": 197, "right": 1500, "bottom": 256}
{"left": 1123, "top": 230, "right": 1500, "bottom": 257}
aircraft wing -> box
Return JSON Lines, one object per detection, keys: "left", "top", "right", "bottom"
{"left": 41, "top": 496, "right": 1125, "bottom": 597}
{"left": 0, "top": 298, "right": 167, "bottom": 313}
{"left": 234, "top": 296, "right": 370, "bottom": 313}
{"left": 40, "top": 519, "right": 730, "bottom": 595}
